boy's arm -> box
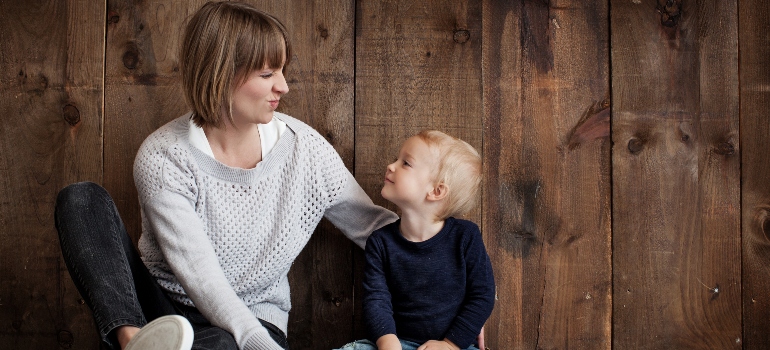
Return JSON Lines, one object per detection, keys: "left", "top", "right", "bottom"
{"left": 363, "top": 234, "right": 400, "bottom": 344}
{"left": 443, "top": 227, "right": 496, "bottom": 348}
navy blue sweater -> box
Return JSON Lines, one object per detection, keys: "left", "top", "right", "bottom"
{"left": 363, "top": 218, "right": 495, "bottom": 348}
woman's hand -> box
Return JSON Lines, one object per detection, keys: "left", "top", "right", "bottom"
{"left": 417, "top": 339, "right": 461, "bottom": 350}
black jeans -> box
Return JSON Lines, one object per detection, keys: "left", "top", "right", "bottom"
{"left": 55, "top": 182, "right": 288, "bottom": 349}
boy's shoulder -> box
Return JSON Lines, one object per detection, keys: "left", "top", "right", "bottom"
{"left": 369, "top": 220, "right": 400, "bottom": 239}
{"left": 447, "top": 217, "right": 481, "bottom": 236}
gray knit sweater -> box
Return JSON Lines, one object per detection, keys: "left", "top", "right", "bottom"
{"left": 133, "top": 112, "right": 398, "bottom": 350}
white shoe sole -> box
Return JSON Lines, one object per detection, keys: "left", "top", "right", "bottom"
{"left": 125, "top": 315, "right": 194, "bottom": 350}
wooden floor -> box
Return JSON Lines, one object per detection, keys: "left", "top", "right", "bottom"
{"left": 1, "top": 0, "right": 768, "bottom": 349}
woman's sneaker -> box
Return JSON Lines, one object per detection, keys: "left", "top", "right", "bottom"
{"left": 125, "top": 315, "right": 194, "bottom": 350}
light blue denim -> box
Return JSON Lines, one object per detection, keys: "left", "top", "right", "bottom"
{"left": 335, "top": 339, "right": 479, "bottom": 350}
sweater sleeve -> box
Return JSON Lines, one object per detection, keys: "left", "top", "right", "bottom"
{"left": 443, "top": 226, "right": 496, "bottom": 348}
{"left": 324, "top": 171, "right": 399, "bottom": 248}
{"left": 135, "top": 151, "right": 283, "bottom": 350}
{"left": 362, "top": 233, "right": 398, "bottom": 341}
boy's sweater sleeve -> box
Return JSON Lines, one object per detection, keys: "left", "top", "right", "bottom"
{"left": 362, "top": 234, "right": 398, "bottom": 341}
{"left": 136, "top": 160, "right": 283, "bottom": 350}
{"left": 443, "top": 226, "right": 496, "bottom": 348}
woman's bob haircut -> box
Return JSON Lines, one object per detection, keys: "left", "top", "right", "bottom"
{"left": 180, "top": 1, "right": 292, "bottom": 128}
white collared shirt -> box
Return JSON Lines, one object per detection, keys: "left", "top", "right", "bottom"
{"left": 188, "top": 115, "right": 287, "bottom": 159}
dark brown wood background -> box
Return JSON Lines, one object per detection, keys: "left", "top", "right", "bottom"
{"left": 0, "top": 0, "right": 767, "bottom": 349}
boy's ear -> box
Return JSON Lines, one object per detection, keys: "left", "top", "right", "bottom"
{"left": 426, "top": 183, "right": 448, "bottom": 201}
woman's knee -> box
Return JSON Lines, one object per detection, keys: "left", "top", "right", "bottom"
{"left": 56, "top": 182, "right": 109, "bottom": 210}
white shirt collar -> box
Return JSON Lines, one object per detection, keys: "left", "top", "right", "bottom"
{"left": 188, "top": 115, "right": 287, "bottom": 159}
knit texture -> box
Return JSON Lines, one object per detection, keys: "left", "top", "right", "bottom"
{"left": 363, "top": 218, "right": 495, "bottom": 348}
{"left": 134, "top": 112, "right": 398, "bottom": 350}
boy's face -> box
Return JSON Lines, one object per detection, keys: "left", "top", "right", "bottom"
{"left": 381, "top": 136, "right": 438, "bottom": 209}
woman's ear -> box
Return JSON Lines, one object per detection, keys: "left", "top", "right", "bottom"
{"left": 426, "top": 183, "right": 448, "bottom": 202}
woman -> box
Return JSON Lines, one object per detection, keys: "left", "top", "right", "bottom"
{"left": 54, "top": 2, "right": 397, "bottom": 349}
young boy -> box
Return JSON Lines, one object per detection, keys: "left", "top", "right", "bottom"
{"left": 344, "top": 130, "right": 495, "bottom": 350}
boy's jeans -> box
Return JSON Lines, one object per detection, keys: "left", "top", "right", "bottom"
{"left": 336, "top": 339, "right": 479, "bottom": 350}
{"left": 54, "top": 182, "right": 287, "bottom": 349}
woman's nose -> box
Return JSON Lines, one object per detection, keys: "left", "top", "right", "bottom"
{"left": 274, "top": 73, "right": 289, "bottom": 94}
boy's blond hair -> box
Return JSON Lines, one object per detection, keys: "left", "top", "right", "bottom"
{"left": 416, "top": 130, "right": 481, "bottom": 220}
{"left": 180, "top": 1, "right": 292, "bottom": 128}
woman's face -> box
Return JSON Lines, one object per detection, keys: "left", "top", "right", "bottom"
{"left": 230, "top": 66, "right": 289, "bottom": 125}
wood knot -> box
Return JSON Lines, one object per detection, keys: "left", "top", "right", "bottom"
{"left": 656, "top": 0, "right": 681, "bottom": 27}
{"left": 107, "top": 11, "right": 120, "bottom": 24}
{"left": 62, "top": 104, "right": 80, "bottom": 126}
{"left": 627, "top": 138, "right": 644, "bottom": 154}
{"left": 123, "top": 43, "right": 140, "bottom": 70}
{"left": 58, "top": 330, "right": 74, "bottom": 349}
{"left": 453, "top": 29, "right": 470, "bottom": 44}
{"left": 317, "top": 24, "right": 329, "bottom": 39}
{"left": 714, "top": 142, "right": 735, "bottom": 156}
{"left": 756, "top": 207, "right": 770, "bottom": 242}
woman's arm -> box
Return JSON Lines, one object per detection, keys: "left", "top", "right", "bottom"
{"left": 141, "top": 189, "right": 284, "bottom": 350}
{"left": 134, "top": 135, "right": 284, "bottom": 350}
{"left": 323, "top": 171, "right": 399, "bottom": 248}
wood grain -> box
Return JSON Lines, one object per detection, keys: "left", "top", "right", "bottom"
{"left": 740, "top": 0, "right": 770, "bottom": 348}
{"left": 278, "top": 0, "right": 358, "bottom": 348}
{"left": 482, "top": 0, "right": 611, "bottom": 348}
{"left": 0, "top": 0, "right": 104, "bottom": 348}
{"left": 103, "top": 0, "right": 195, "bottom": 244}
{"left": 611, "top": 0, "right": 741, "bottom": 348}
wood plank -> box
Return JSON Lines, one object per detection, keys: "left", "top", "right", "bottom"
{"left": 278, "top": 0, "right": 358, "bottom": 348}
{"left": 355, "top": 0, "right": 484, "bottom": 342}
{"left": 104, "top": 1, "right": 358, "bottom": 348}
{"left": 740, "top": 0, "right": 770, "bottom": 348}
{"left": 611, "top": 0, "right": 740, "bottom": 348}
{"left": 482, "top": 0, "right": 611, "bottom": 348}
{"left": 0, "top": 0, "right": 105, "bottom": 348}
{"left": 103, "top": 0, "right": 196, "bottom": 244}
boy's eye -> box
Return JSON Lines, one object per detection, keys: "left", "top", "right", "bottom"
{"left": 403, "top": 160, "right": 411, "bottom": 167}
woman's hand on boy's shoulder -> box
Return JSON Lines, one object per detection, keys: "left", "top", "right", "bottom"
{"left": 417, "top": 339, "right": 461, "bottom": 350}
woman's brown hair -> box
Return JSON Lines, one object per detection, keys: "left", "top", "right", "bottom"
{"left": 180, "top": 1, "right": 292, "bottom": 128}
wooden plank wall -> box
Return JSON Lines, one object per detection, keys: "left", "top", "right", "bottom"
{"left": 612, "top": 0, "right": 741, "bottom": 348}
{"left": 0, "top": 0, "right": 105, "bottom": 349}
{"left": 482, "top": 0, "right": 611, "bottom": 348}
{"left": 0, "top": 0, "right": 768, "bottom": 349}
{"left": 740, "top": 0, "right": 770, "bottom": 348}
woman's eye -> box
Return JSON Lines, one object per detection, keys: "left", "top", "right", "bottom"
{"left": 260, "top": 73, "right": 274, "bottom": 78}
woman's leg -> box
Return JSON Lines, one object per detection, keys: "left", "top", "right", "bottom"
{"left": 55, "top": 182, "right": 177, "bottom": 348}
